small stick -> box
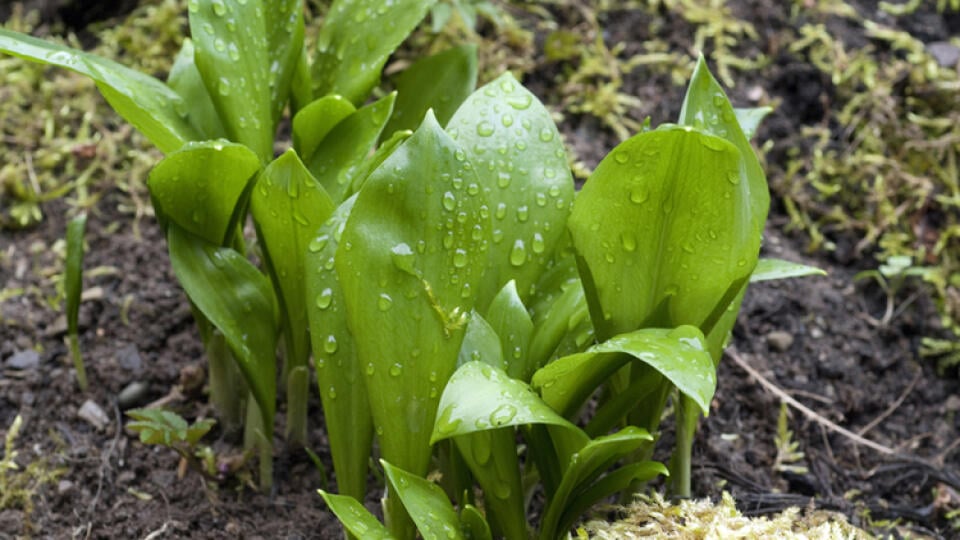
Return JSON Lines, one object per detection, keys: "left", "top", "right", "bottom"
{"left": 725, "top": 348, "right": 895, "bottom": 456}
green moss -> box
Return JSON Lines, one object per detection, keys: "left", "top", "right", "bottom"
{"left": 0, "top": 415, "right": 66, "bottom": 535}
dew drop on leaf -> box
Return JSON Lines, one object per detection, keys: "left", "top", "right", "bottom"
{"left": 510, "top": 240, "right": 527, "bottom": 267}
{"left": 620, "top": 232, "right": 637, "bottom": 252}
{"left": 442, "top": 191, "right": 456, "bottom": 211}
{"left": 389, "top": 363, "right": 402, "bottom": 377}
{"left": 316, "top": 288, "right": 333, "bottom": 310}
{"left": 538, "top": 128, "right": 555, "bottom": 142}
{"left": 378, "top": 293, "right": 393, "bottom": 311}
{"left": 453, "top": 249, "right": 468, "bottom": 268}
{"left": 516, "top": 205, "right": 529, "bottom": 223}
{"left": 532, "top": 232, "right": 545, "bottom": 254}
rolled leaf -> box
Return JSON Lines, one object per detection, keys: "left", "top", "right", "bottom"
{"left": 292, "top": 95, "right": 356, "bottom": 162}
{"left": 382, "top": 460, "right": 465, "bottom": 540}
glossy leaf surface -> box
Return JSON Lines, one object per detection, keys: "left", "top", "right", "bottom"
{"left": 569, "top": 126, "right": 754, "bottom": 339}
{"left": 189, "top": 0, "right": 273, "bottom": 161}
{"left": 304, "top": 195, "right": 373, "bottom": 500}
{"left": 167, "top": 38, "right": 226, "bottom": 140}
{"left": 336, "top": 112, "right": 488, "bottom": 479}
{"left": 485, "top": 280, "right": 535, "bottom": 380}
{"left": 532, "top": 326, "right": 715, "bottom": 418}
{"left": 292, "top": 95, "right": 356, "bottom": 162}
{"left": 167, "top": 225, "right": 277, "bottom": 436}
{"left": 147, "top": 140, "right": 260, "bottom": 245}
{"left": 312, "top": 0, "right": 437, "bottom": 105}
{"left": 733, "top": 106, "right": 773, "bottom": 141}
{"left": 308, "top": 93, "right": 396, "bottom": 203}
{"left": 319, "top": 490, "right": 394, "bottom": 540}
{"left": 447, "top": 73, "right": 575, "bottom": 310}
{"left": 0, "top": 29, "right": 198, "bottom": 153}
{"left": 751, "top": 257, "right": 827, "bottom": 282}
{"left": 383, "top": 44, "right": 477, "bottom": 139}
{"left": 382, "top": 460, "right": 465, "bottom": 540}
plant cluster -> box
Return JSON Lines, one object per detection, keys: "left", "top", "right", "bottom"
{"left": 1, "top": 0, "right": 821, "bottom": 537}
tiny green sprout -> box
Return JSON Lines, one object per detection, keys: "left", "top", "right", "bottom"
{"left": 64, "top": 213, "right": 87, "bottom": 391}
{"left": 126, "top": 408, "right": 222, "bottom": 481}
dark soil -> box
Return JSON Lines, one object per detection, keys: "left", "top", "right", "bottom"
{"left": 2, "top": 1, "right": 959, "bottom": 539}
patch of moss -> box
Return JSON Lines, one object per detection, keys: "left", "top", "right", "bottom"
{"left": 0, "top": 415, "right": 66, "bottom": 535}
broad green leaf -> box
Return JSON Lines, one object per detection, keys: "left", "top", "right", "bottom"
{"left": 289, "top": 44, "right": 313, "bottom": 114}
{"left": 167, "top": 38, "right": 226, "bottom": 140}
{"left": 382, "top": 460, "right": 465, "bottom": 540}
{"left": 308, "top": 93, "right": 396, "bottom": 203}
{"left": 539, "top": 428, "right": 656, "bottom": 540}
{"left": 459, "top": 505, "right": 492, "bottom": 540}
{"left": 554, "top": 461, "right": 668, "bottom": 538}
{"left": 569, "top": 126, "right": 757, "bottom": 340}
{"left": 751, "top": 257, "right": 826, "bottom": 282}
{"left": 351, "top": 129, "right": 413, "bottom": 195}
{"left": 292, "top": 95, "right": 356, "bottom": 162}
{"left": 432, "top": 361, "right": 551, "bottom": 540}
{"left": 336, "top": 111, "right": 489, "bottom": 480}
{"left": 305, "top": 194, "right": 373, "bottom": 501}
{"left": 458, "top": 311, "right": 503, "bottom": 369}
{"left": 679, "top": 56, "right": 769, "bottom": 240}
{"left": 383, "top": 45, "right": 478, "bottom": 140}
{"left": 447, "top": 73, "right": 575, "bottom": 311}
{"left": 189, "top": 0, "right": 273, "bottom": 161}
{"left": 264, "top": 0, "right": 304, "bottom": 123}
{"left": 167, "top": 225, "right": 277, "bottom": 436}
{"left": 0, "top": 29, "right": 198, "bottom": 153}
{"left": 532, "top": 326, "right": 715, "bottom": 418}
{"left": 318, "top": 490, "right": 394, "bottom": 540}
{"left": 734, "top": 106, "right": 773, "bottom": 141}
{"left": 147, "top": 140, "right": 260, "bottom": 245}
{"left": 312, "top": 0, "right": 438, "bottom": 105}
{"left": 484, "top": 280, "right": 535, "bottom": 381}
{"left": 432, "top": 361, "right": 583, "bottom": 444}
{"left": 251, "top": 149, "right": 336, "bottom": 443}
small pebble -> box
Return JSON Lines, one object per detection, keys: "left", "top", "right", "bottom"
{"left": 57, "top": 480, "right": 74, "bottom": 495}
{"left": 78, "top": 400, "right": 110, "bottom": 430}
{"left": 116, "top": 344, "right": 143, "bottom": 374}
{"left": 766, "top": 331, "right": 794, "bottom": 352}
{"left": 5, "top": 349, "right": 40, "bottom": 370}
{"left": 928, "top": 41, "right": 960, "bottom": 68}
{"left": 117, "top": 381, "right": 150, "bottom": 410}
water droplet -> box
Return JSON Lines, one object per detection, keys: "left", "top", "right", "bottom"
{"left": 497, "top": 171, "right": 511, "bottom": 188}
{"left": 682, "top": 243, "right": 695, "bottom": 254}
{"left": 316, "top": 288, "right": 333, "bottom": 310}
{"left": 490, "top": 404, "right": 517, "bottom": 426}
{"left": 510, "top": 240, "right": 527, "bottom": 266}
{"left": 187, "top": 0, "right": 199, "bottom": 12}
{"left": 391, "top": 243, "right": 417, "bottom": 275}
{"left": 217, "top": 77, "right": 231, "bottom": 96}
{"left": 614, "top": 151, "right": 629, "bottom": 164}
{"left": 323, "top": 334, "right": 338, "bottom": 354}
{"left": 501, "top": 114, "right": 514, "bottom": 127}
{"left": 499, "top": 79, "right": 516, "bottom": 93}
{"left": 460, "top": 283, "right": 471, "bottom": 298}
{"left": 727, "top": 170, "right": 741, "bottom": 185}
{"left": 507, "top": 94, "right": 532, "bottom": 110}
{"left": 700, "top": 133, "right": 727, "bottom": 152}
{"left": 492, "top": 229, "right": 504, "bottom": 243}
{"left": 515, "top": 140, "right": 527, "bottom": 151}
{"left": 467, "top": 183, "right": 480, "bottom": 196}
{"left": 495, "top": 202, "right": 507, "bottom": 220}
{"left": 378, "top": 293, "right": 393, "bottom": 311}
{"left": 202, "top": 22, "right": 214, "bottom": 34}
{"left": 621, "top": 232, "right": 637, "bottom": 252}
{"left": 442, "top": 191, "right": 456, "bottom": 211}
{"left": 454, "top": 149, "right": 466, "bottom": 161}
{"left": 538, "top": 128, "right": 555, "bottom": 142}
{"left": 389, "top": 363, "right": 402, "bottom": 377}
{"left": 327, "top": 386, "right": 337, "bottom": 400}
{"left": 516, "top": 205, "right": 529, "bottom": 222}
{"left": 453, "top": 249, "right": 468, "bottom": 268}
{"left": 532, "top": 232, "right": 545, "bottom": 254}
{"left": 214, "top": 38, "right": 226, "bottom": 52}
{"left": 493, "top": 481, "right": 512, "bottom": 500}
{"left": 477, "top": 121, "right": 495, "bottom": 137}
{"left": 365, "top": 363, "right": 375, "bottom": 376}
{"left": 712, "top": 93, "right": 726, "bottom": 108}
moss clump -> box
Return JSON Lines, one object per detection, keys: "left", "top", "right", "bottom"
{"left": 580, "top": 492, "right": 873, "bottom": 540}
{"left": 0, "top": 415, "right": 66, "bottom": 535}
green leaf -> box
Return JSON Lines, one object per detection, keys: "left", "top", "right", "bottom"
{"left": 312, "top": 0, "right": 438, "bottom": 105}
{"left": 527, "top": 246, "right": 594, "bottom": 370}
{"left": 382, "top": 460, "right": 465, "bottom": 540}
{"left": 532, "top": 326, "right": 716, "bottom": 418}
{"left": 0, "top": 29, "right": 198, "bottom": 153}
{"left": 383, "top": 45, "right": 478, "bottom": 140}
{"left": 432, "top": 361, "right": 583, "bottom": 444}
{"left": 539, "top": 428, "right": 658, "bottom": 540}
{"left": 263, "top": 0, "right": 304, "bottom": 123}
{"left": 679, "top": 56, "right": 769, "bottom": 241}
{"left": 167, "top": 38, "right": 226, "bottom": 140}
{"left": 459, "top": 504, "right": 492, "bottom": 540}
{"left": 458, "top": 311, "right": 504, "bottom": 369}
{"left": 484, "top": 281, "right": 535, "bottom": 381}
{"left": 189, "top": 0, "right": 273, "bottom": 161}
{"left": 569, "top": 126, "right": 758, "bottom": 340}
{"left": 733, "top": 106, "right": 773, "bottom": 141}
{"left": 307, "top": 92, "right": 396, "bottom": 204}
{"left": 336, "top": 111, "right": 489, "bottom": 480}
{"left": 167, "top": 225, "right": 277, "bottom": 437}
{"left": 147, "top": 140, "right": 261, "bottom": 245}
{"left": 318, "top": 490, "right": 395, "bottom": 540}
{"left": 350, "top": 129, "right": 412, "bottom": 195}
{"left": 751, "top": 258, "right": 826, "bottom": 282}
{"left": 292, "top": 95, "right": 356, "bottom": 162}
{"left": 305, "top": 194, "right": 373, "bottom": 501}
{"left": 251, "top": 149, "right": 336, "bottom": 443}
{"left": 126, "top": 408, "right": 216, "bottom": 448}
{"left": 447, "top": 73, "right": 575, "bottom": 310}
